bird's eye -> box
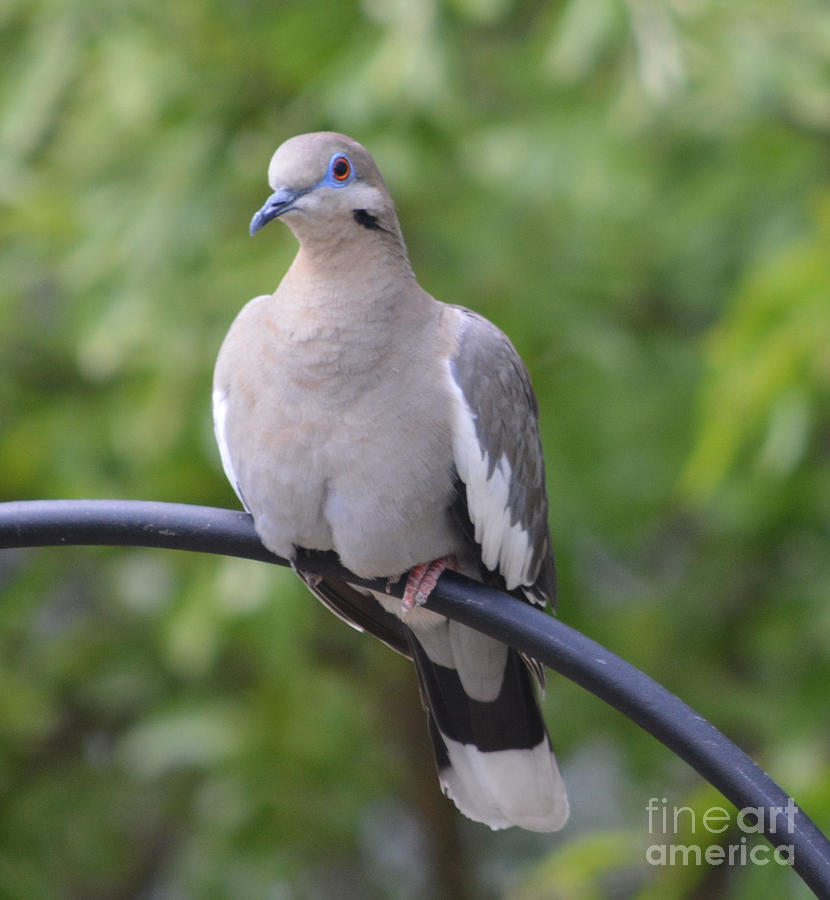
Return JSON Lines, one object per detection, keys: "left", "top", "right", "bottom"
{"left": 331, "top": 155, "right": 351, "bottom": 181}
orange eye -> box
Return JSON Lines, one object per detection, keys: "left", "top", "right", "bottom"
{"left": 331, "top": 156, "right": 351, "bottom": 181}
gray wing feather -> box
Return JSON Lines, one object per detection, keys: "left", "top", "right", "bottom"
{"left": 449, "top": 308, "right": 556, "bottom": 609}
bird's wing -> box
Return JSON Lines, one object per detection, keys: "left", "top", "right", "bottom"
{"left": 295, "top": 571, "right": 412, "bottom": 659}
{"left": 446, "top": 306, "right": 556, "bottom": 610}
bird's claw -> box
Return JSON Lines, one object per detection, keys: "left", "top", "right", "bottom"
{"left": 402, "top": 557, "right": 454, "bottom": 614}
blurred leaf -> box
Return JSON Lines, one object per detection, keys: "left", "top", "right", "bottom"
{"left": 511, "top": 829, "right": 644, "bottom": 900}
{"left": 118, "top": 702, "right": 248, "bottom": 778}
{"left": 681, "top": 191, "right": 830, "bottom": 505}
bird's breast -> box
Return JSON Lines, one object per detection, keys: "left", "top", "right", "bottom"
{"left": 214, "top": 295, "right": 462, "bottom": 576}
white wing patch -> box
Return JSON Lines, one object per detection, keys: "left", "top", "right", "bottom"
{"left": 212, "top": 386, "right": 248, "bottom": 511}
{"left": 446, "top": 366, "right": 537, "bottom": 591}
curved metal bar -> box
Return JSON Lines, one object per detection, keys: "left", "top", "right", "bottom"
{"left": 0, "top": 499, "right": 828, "bottom": 896}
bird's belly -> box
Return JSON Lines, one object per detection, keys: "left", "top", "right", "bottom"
{"left": 322, "top": 471, "right": 458, "bottom": 579}
{"left": 238, "top": 405, "right": 459, "bottom": 578}
{"left": 239, "top": 423, "right": 335, "bottom": 559}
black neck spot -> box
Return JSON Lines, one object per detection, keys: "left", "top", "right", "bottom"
{"left": 353, "top": 208, "right": 383, "bottom": 231}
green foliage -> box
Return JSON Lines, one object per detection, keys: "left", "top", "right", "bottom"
{"left": 1, "top": 0, "right": 829, "bottom": 896}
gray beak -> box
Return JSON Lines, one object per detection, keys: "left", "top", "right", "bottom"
{"left": 249, "top": 188, "right": 298, "bottom": 236}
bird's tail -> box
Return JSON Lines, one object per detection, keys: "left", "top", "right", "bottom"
{"left": 407, "top": 621, "right": 569, "bottom": 832}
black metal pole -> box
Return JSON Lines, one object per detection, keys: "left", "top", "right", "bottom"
{"left": 1, "top": 499, "right": 828, "bottom": 897}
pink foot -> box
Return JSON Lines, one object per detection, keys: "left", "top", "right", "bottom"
{"left": 402, "top": 556, "right": 455, "bottom": 613}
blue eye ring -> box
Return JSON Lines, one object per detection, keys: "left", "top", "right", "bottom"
{"left": 327, "top": 153, "right": 353, "bottom": 186}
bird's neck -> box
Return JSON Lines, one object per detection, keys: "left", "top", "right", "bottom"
{"left": 265, "top": 239, "right": 436, "bottom": 392}
{"left": 279, "top": 234, "right": 420, "bottom": 323}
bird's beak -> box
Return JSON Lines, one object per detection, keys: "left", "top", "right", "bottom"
{"left": 249, "top": 188, "right": 299, "bottom": 236}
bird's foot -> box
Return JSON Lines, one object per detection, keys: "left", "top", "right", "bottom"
{"left": 402, "top": 556, "right": 455, "bottom": 614}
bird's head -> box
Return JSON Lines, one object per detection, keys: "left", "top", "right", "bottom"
{"left": 249, "top": 132, "right": 400, "bottom": 247}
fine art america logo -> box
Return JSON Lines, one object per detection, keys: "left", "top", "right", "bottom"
{"left": 645, "top": 797, "right": 796, "bottom": 867}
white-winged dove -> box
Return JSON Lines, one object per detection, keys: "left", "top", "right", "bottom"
{"left": 213, "top": 132, "right": 568, "bottom": 831}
